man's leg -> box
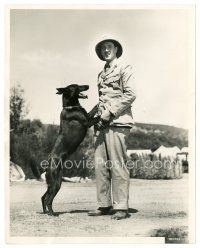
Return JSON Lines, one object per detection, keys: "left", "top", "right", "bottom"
{"left": 105, "top": 127, "right": 131, "bottom": 219}
{"left": 88, "top": 129, "right": 112, "bottom": 216}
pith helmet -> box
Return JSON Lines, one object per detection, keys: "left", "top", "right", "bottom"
{"left": 95, "top": 37, "right": 123, "bottom": 61}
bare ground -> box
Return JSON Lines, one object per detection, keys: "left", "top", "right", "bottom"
{"left": 9, "top": 174, "right": 188, "bottom": 238}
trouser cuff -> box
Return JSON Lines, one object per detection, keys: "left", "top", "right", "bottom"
{"left": 113, "top": 203, "right": 129, "bottom": 210}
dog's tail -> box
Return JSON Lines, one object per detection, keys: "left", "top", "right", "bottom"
{"left": 29, "top": 155, "right": 42, "bottom": 180}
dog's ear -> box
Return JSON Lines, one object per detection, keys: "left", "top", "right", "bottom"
{"left": 56, "top": 88, "right": 65, "bottom": 95}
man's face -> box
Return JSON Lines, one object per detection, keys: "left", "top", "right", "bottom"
{"left": 100, "top": 41, "right": 118, "bottom": 62}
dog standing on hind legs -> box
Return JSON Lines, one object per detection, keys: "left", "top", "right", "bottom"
{"left": 41, "top": 84, "right": 100, "bottom": 216}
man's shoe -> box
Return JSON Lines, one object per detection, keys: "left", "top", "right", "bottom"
{"left": 111, "top": 210, "right": 129, "bottom": 220}
{"left": 88, "top": 206, "right": 112, "bottom": 216}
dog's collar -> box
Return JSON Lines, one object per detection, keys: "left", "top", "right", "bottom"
{"left": 63, "top": 106, "right": 83, "bottom": 110}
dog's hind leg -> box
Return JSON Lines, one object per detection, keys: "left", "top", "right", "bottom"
{"left": 41, "top": 191, "right": 48, "bottom": 213}
{"left": 41, "top": 166, "right": 53, "bottom": 214}
{"left": 41, "top": 189, "right": 51, "bottom": 214}
{"left": 46, "top": 169, "right": 63, "bottom": 216}
{"left": 46, "top": 184, "right": 62, "bottom": 216}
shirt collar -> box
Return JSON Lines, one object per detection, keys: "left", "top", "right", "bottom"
{"left": 104, "top": 57, "right": 118, "bottom": 72}
{"left": 107, "top": 57, "right": 118, "bottom": 68}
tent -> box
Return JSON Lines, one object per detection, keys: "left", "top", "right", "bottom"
{"left": 153, "top": 145, "right": 181, "bottom": 158}
{"left": 127, "top": 149, "right": 152, "bottom": 157}
{"left": 177, "top": 147, "right": 189, "bottom": 161}
{"left": 181, "top": 147, "right": 189, "bottom": 153}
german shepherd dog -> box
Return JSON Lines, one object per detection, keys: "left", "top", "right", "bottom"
{"left": 41, "top": 84, "right": 100, "bottom": 216}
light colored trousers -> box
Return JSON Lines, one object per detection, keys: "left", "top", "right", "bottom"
{"left": 94, "top": 126, "right": 131, "bottom": 210}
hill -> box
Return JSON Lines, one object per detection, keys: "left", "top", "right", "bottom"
{"left": 43, "top": 122, "right": 188, "bottom": 152}
{"left": 127, "top": 122, "right": 188, "bottom": 151}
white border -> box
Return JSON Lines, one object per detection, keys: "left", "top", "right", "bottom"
{"left": 1, "top": 1, "right": 199, "bottom": 248}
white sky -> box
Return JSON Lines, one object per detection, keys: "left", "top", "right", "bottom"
{"left": 10, "top": 8, "right": 194, "bottom": 128}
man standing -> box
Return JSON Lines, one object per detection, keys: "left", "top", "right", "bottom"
{"left": 88, "top": 37, "right": 136, "bottom": 220}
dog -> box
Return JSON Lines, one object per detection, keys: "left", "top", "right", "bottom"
{"left": 41, "top": 84, "right": 101, "bottom": 216}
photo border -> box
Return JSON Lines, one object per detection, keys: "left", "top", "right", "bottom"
{"left": 4, "top": 3, "right": 196, "bottom": 245}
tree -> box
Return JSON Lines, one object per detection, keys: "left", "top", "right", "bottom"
{"left": 10, "top": 84, "right": 29, "bottom": 132}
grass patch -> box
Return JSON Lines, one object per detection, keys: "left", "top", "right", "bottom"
{"left": 151, "top": 226, "right": 188, "bottom": 243}
{"left": 157, "top": 211, "right": 187, "bottom": 218}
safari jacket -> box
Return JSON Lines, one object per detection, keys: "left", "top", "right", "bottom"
{"left": 97, "top": 58, "right": 136, "bottom": 127}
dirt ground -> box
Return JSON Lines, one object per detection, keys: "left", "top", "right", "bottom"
{"left": 9, "top": 174, "right": 188, "bottom": 239}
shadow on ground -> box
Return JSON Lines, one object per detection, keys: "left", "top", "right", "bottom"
{"left": 37, "top": 208, "right": 138, "bottom": 216}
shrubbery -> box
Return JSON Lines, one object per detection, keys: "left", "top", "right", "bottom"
{"left": 10, "top": 120, "right": 95, "bottom": 179}
{"left": 129, "top": 153, "right": 182, "bottom": 179}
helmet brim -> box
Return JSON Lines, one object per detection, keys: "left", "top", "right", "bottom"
{"left": 95, "top": 39, "right": 123, "bottom": 61}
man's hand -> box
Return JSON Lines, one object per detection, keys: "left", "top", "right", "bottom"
{"left": 101, "top": 108, "right": 111, "bottom": 121}
{"left": 96, "top": 119, "right": 110, "bottom": 130}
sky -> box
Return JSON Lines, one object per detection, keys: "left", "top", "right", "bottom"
{"left": 10, "top": 7, "right": 194, "bottom": 129}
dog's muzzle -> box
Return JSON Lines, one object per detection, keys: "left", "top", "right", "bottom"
{"left": 79, "top": 93, "right": 88, "bottom": 99}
